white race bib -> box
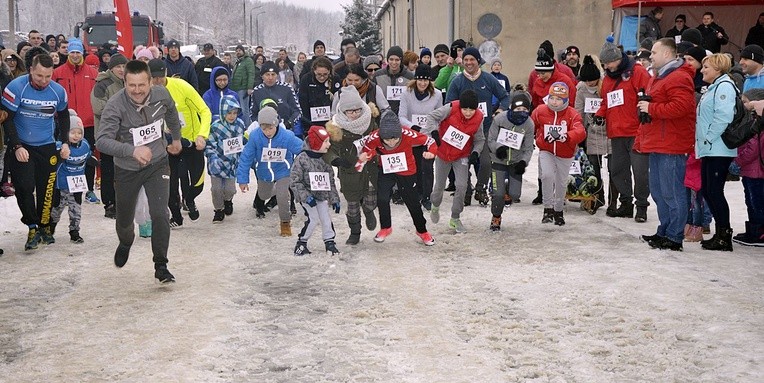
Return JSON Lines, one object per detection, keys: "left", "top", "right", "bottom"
{"left": 607, "top": 89, "right": 624, "bottom": 108}
{"left": 204, "top": 67, "right": 212, "bottom": 73}
{"left": 543, "top": 123, "right": 568, "bottom": 139}
{"left": 674, "top": 35, "right": 681, "bottom": 44}
{"left": 569, "top": 160, "right": 582, "bottom": 175}
{"left": 260, "top": 148, "right": 287, "bottom": 162}
{"left": 309, "top": 172, "right": 331, "bottom": 191}
{"left": 178, "top": 111, "right": 186, "bottom": 127}
{"left": 380, "top": 152, "right": 408, "bottom": 174}
{"left": 131, "top": 119, "right": 163, "bottom": 146}
{"left": 386, "top": 86, "right": 406, "bottom": 101}
{"left": 498, "top": 79, "right": 506, "bottom": 89}
{"left": 584, "top": 98, "right": 602, "bottom": 114}
{"left": 412, "top": 114, "right": 428, "bottom": 127}
{"left": 309, "top": 106, "right": 331, "bottom": 122}
{"left": 66, "top": 175, "right": 88, "bottom": 193}
{"left": 497, "top": 128, "right": 524, "bottom": 150}
{"left": 477, "top": 102, "right": 488, "bottom": 116}
{"left": 223, "top": 136, "right": 244, "bottom": 155}
{"left": 442, "top": 125, "right": 469, "bottom": 150}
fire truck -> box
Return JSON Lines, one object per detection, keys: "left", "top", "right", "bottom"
{"left": 74, "top": 11, "right": 164, "bottom": 55}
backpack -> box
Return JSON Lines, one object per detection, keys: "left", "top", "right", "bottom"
{"left": 718, "top": 81, "right": 760, "bottom": 149}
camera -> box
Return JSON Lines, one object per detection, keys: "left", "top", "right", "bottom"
{"left": 637, "top": 88, "right": 652, "bottom": 124}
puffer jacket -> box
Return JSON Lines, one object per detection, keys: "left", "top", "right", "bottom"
{"left": 202, "top": 66, "right": 240, "bottom": 123}
{"left": 575, "top": 81, "right": 611, "bottom": 155}
{"left": 530, "top": 69, "right": 577, "bottom": 109}
{"left": 53, "top": 60, "right": 97, "bottom": 127}
{"left": 291, "top": 146, "right": 341, "bottom": 204}
{"left": 236, "top": 123, "right": 303, "bottom": 184}
{"left": 426, "top": 100, "right": 485, "bottom": 162}
{"left": 695, "top": 74, "right": 737, "bottom": 158}
{"left": 636, "top": 59, "right": 696, "bottom": 155}
{"left": 531, "top": 104, "right": 586, "bottom": 158}
{"left": 91, "top": 69, "right": 124, "bottom": 134}
{"left": 594, "top": 57, "right": 651, "bottom": 138}
{"left": 323, "top": 117, "right": 379, "bottom": 202}
{"left": 737, "top": 122, "right": 764, "bottom": 179}
{"left": 205, "top": 95, "right": 247, "bottom": 178}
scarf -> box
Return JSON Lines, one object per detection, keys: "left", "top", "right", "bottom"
{"left": 605, "top": 53, "right": 634, "bottom": 80}
{"left": 345, "top": 78, "right": 371, "bottom": 98}
{"left": 463, "top": 69, "right": 481, "bottom": 82}
{"left": 414, "top": 89, "right": 428, "bottom": 101}
{"left": 508, "top": 110, "right": 530, "bottom": 125}
{"left": 332, "top": 102, "right": 372, "bottom": 136}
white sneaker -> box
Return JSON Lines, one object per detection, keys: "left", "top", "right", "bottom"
{"left": 449, "top": 218, "right": 466, "bottom": 233}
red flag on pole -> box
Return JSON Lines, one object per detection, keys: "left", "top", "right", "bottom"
{"left": 114, "top": 0, "right": 133, "bottom": 54}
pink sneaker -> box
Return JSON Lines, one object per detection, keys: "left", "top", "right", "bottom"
{"left": 417, "top": 231, "right": 435, "bottom": 246}
{"left": 374, "top": 228, "right": 392, "bottom": 242}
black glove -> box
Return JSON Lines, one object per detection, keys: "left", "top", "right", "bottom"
{"left": 469, "top": 151, "right": 480, "bottom": 165}
{"left": 331, "top": 157, "right": 353, "bottom": 169}
{"left": 515, "top": 160, "right": 527, "bottom": 175}
{"left": 496, "top": 146, "right": 509, "bottom": 160}
{"left": 430, "top": 130, "right": 441, "bottom": 146}
{"left": 593, "top": 115, "right": 605, "bottom": 126}
{"left": 411, "top": 125, "right": 421, "bottom": 132}
{"left": 86, "top": 155, "right": 100, "bottom": 167}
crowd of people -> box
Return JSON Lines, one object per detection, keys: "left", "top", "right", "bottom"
{"left": 1, "top": 12, "right": 763, "bottom": 280}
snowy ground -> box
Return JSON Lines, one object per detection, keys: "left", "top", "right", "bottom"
{"left": 0, "top": 151, "right": 762, "bottom": 382}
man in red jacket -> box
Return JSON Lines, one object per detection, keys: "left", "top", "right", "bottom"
{"left": 596, "top": 37, "right": 652, "bottom": 222}
{"left": 52, "top": 38, "right": 99, "bottom": 203}
{"left": 637, "top": 38, "right": 696, "bottom": 251}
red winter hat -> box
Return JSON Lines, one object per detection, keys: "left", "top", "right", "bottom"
{"left": 306, "top": 125, "right": 330, "bottom": 151}
{"left": 85, "top": 54, "right": 100, "bottom": 66}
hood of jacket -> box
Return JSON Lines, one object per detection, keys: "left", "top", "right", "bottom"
{"left": 218, "top": 94, "right": 241, "bottom": 123}
{"left": 209, "top": 66, "right": 231, "bottom": 91}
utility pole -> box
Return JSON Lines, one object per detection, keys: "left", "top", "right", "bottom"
{"left": 84, "top": 0, "right": 87, "bottom": 17}
{"left": 7, "top": 0, "right": 14, "bottom": 46}
{"left": 243, "top": 0, "right": 246, "bottom": 44}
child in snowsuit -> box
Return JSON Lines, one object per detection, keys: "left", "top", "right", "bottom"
{"left": 50, "top": 111, "right": 94, "bottom": 243}
{"left": 237, "top": 106, "right": 303, "bottom": 236}
{"left": 426, "top": 89, "right": 485, "bottom": 233}
{"left": 291, "top": 126, "right": 342, "bottom": 255}
{"left": 531, "top": 82, "right": 586, "bottom": 226}
{"left": 358, "top": 109, "right": 437, "bottom": 245}
{"left": 486, "top": 90, "right": 535, "bottom": 231}
{"left": 206, "top": 95, "right": 247, "bottom": 223}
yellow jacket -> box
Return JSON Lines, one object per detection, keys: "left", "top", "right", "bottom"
{"left": 165, "top": 77, "right": 212, "bottom": 141}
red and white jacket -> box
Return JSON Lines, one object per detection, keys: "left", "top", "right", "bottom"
{"left": 53, "top": 60, "right": 98, "bottom": 128}
{"left": 361, "top": 127, "right": 436, "bottom": 176}
{"left": 531, "top": 105, "right": 586, "bottom": 158}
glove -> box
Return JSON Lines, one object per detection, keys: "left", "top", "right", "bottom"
{"left": 593, "top": 115, "right": 605, "bottom": 126}
{"left": 181, "top": 138, "right": 194, "bottom": 148}
{"left": 332, "top": 202, "right": 341, "bottom": 214}
{"left": 430, "top": 130, "right": 441, "bottom": 146}
{"left": 515, "top": 160, "right": 527, "bottom": 175}
{"left": 545, "top": 134, "right": 556, "bottom": 143}
{"left": 468, "top": 151, "right": 480, "bottom": 165}
{"left": 411, "top": 125, "right": 421, "bottom": 132}
{"left": 331, "top": 157, "right": 353, "bottom": 169}
{"left": 305, "top": 195, "right": 317, "bottom": 207}
{"left": 496, "top": 146, "right": 509, "bottom": 160}
{"left": 558, "top": 134, "right": 568, "bottom": 143}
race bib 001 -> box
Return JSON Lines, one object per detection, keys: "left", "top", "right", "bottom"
{"left": 309, "top": 172, "right": 331, "bottom": 191}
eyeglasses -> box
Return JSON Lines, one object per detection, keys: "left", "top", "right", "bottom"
{"left": 675, "top": 20, "right": 684, "bottom": 23}
{"left": 4, "top": 57, "right": 14, "bottom": 62}
{"left": 314, "top": 71, "right": 330, "bottom": 77}
{"left": 344, "top": 108, "right": 362, "bottom": 115}
{"left": 366, "top": 67, "right": 379, "bottom": 73}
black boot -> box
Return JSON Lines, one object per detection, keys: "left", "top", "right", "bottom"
{"left": 591, "top": 189, "right": 605, "bottom": 213}
{"left": 542, "top": 208, "right": 554, "bottom": 224}
{"left": 702, "top": 227, "right": 733, "bottom": 251}
{"left": 464, "top": 186, "right": 473, "bottom": 207}
{"left": 606, "top": 182, "right": 619, "bottom": 216}
{"left": 607, "top": 202, "right": 634, "bottom": 218}
{"left": 532, "top": 179, "right": 543, "bottom": 205}
{"left": 69, "top": 230, "right": 84, "bottom": 243}
{"left": 254, "top": 194, "right": 266, "bottom": 218}
{"left": 346, "top": 218, "right": 362, "bottom": 245}
{"left": 553, "top": 210, "right": 565, "bottom": 226}
{"left": 474, "top": 183, "right": 489, "bottom": 206}
{"left": 635, "top": 206, "right": 647, "bottom": 223}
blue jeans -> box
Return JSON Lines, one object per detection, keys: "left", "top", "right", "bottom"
{"left": 686, "top": 188, "right": 712, "bottom": 226}
{"left": 649, "top": 153, "right": 688, "bottom": 243}
{"left": 237, "top": 90, "right": 252, "bottom": 127}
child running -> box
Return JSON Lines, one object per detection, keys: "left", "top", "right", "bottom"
{"left": 426, "top": 89, "right": 485, "bottom": 233}
{"left": 358, "top": 109, "right": 437, "bottom": 245}
{"left": 206, "top": 95, "right": 246, "bottom": 223}
{"left": 531, "top": 82, "right": 586, "bottom": 226}
{"left": 50, "top": 111, "right": 94, "bottom": 243}
{"left": 291, "top": 126, "right": 342, "bottom": 255}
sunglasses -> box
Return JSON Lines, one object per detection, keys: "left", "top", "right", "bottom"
{"left": 366, "top": 67, "right": 379, "bottom": 73}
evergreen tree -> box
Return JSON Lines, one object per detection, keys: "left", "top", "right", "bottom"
{"left": 341, "top": 0, "right": 381, "bottom": 56}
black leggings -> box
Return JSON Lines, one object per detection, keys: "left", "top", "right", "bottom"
{"left": 8, "top": 143, "right": 58, "bottom": 227}
{"left": 377, "top": 171, "right": 427, "bottom": 233}
{"left": 701, "top": 156, "right": 733, "bottom": 229}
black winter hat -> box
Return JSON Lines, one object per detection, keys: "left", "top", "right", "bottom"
{"left": 684, "top": 46, "right": 707, "bottom": 65}
{"left": 414, "top": 64, "right": 430, "bottom": 80}
{"left": 148, "top": 58, "right": 166, "bottom": 77}
{"left": 681, "top": 28, "right": 703, "bottom": 46}
{"left": 261, "top": 61, "right": 279, "bottom": 75}
{"left": 433, "top": 43, "right": 449, "bottom": 56}
{"left": 740, "top": 44, "right": 764, "bottom": 64}
{"left": 387, "top": 45, "right": 403, "bottom": 60}
{"left": 459, "top": 89, "right": 479, "bottom": 110}
{"left": 534, "top": 48, "right": 555, "bottom": 71}
{"left": 379, "top": 109, "right": 402, "bottom": 139}
{"left": 313, "top": 40, "right": 325, "bottom": 50}
{"left": 510, "top": 91, "right": 532, "bottom": 111}
{"left": 107, "top": 53, "right": 128, "bottom": 70}
{"left": 578, "top": 55, "right": 601, "bottom": 82}
{"left": 450, "top": 39, "right": 466, "bottom": 59}
{"left": 676, "top": 41, "right": 694, "bottom": 55}
{"left": 539, "top": 40, "right": 555, "bottom": 61}
{"left": 463, "top": 47, "right": 483, "bottom": 65}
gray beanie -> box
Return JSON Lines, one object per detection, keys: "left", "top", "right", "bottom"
{"left": 599, "top": 37, "right": 622, "bottom": 64}
{"left": 363, "top": 55, "right": 381, "bottom": 70}
{"left": 378, "top": 109, "right": 401, "bottom": 139}
{"left": 258, "top": 106, "right": 279, "bottom": 126}
{"left": 337, "top": 86, "right": 365, "bottom": 113}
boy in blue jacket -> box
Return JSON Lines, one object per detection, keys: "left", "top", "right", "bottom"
{"left": 50, "top": 112, "right": 95, "bottom": 243}
{"left": 237, "top": 106, "right": 304, "bottom": 236}
{"left": 206, "top": 95, "right": 247, "bottom": 223}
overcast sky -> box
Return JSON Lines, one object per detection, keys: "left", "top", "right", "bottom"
{"left": 262, "top": 0, "right": 349, "bottom": 13}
